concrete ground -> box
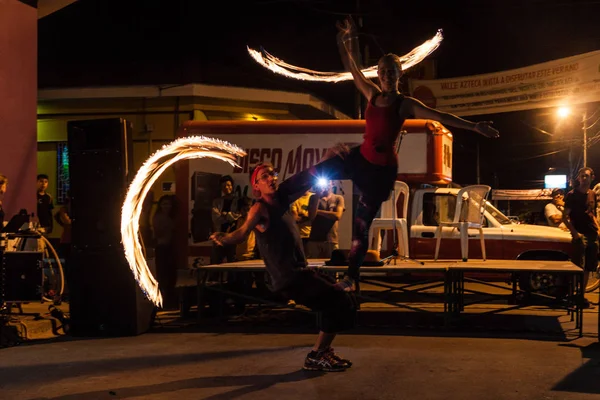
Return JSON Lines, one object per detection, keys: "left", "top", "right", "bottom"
{"left": 1, "top": 289, "right": 600, "bottom": 400}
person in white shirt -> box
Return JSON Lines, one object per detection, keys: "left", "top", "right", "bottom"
{"left": 544, "top": 188, "right": 567, "bottom": 230}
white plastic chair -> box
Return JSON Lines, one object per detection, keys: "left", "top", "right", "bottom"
{"left": 369, "top": 181, "right": 410, "bottom": 257}
{"left": 434, "top": 185, "right": 491, "bottom": 262}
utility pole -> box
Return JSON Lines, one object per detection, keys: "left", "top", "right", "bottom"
{"left": 355, "top": 0, "right": 363, "bottom": 119}
{"left": 583, "top": 110, "right": 588, "bottom": 167}
{"left": 476, "top": 141, "right": 480, "bottom": 184}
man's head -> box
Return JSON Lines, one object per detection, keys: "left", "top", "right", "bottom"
{"left": 576, "top": 167, "right": 595, "bottom": 189}
{"left": 551, "top": 188, "right": 564, "bottom": 204}
{"left": 315, "top": 178, "right": 332, "bottom": 197}
{"left": 37, "top": 174, "right": 49, "bottom": 193}
{"left": 219, "top": 175, "right": 234, "bottom": 196}
{"left": 250, "top": 163, "right": 278, "bottom": 198}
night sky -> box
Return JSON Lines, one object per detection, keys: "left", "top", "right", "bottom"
{"left": 38, "top": 0, "right": 600, "bottom": 189}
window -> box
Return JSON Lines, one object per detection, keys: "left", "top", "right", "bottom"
{"left": 422, "top": 193, "right": 456, "bottom": 226}
{"left": 56, "top": 142, "right": 70, "bottom": 205}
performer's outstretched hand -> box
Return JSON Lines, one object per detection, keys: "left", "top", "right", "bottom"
{"left": 336, "top": 16, "right": 357, "bottom": 53}
{"left": 209, "top": 232, "right": 226, "bottom": 246}
{"left": 474, "top": 121, "right": 499, "bottom": 138}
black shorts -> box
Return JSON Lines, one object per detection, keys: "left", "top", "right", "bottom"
{"left": 278, "top": 269, "right": 357, "bottom": 333}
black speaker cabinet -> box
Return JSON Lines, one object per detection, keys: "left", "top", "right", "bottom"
{"left": 1, "top": 251, "right": 43, "bottom": 302}
{"left": 68, "top": 247, "right": 154, "bottom": 337}
{"left": 67, "top": 118, "right": 154, "bottom": 337}
{"left": 67, "top": 118, "right": 133, "bottom": 248}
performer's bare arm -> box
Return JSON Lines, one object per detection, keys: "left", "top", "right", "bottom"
{"left": 210, "top": 203, "right": 265, "bottom": 246}
{"left": 336, "top": 18, "right": 379, "bottom": 102}
{"left": 402, "top": 97, "right": 499, "bottom": 139}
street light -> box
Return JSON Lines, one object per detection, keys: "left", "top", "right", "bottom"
{"left": 557, "top": 106, "right": 589, "bottom": 167}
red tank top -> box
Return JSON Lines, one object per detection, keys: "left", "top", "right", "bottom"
{"left": 360, "top": 94, "right": 405, "bottom": 166}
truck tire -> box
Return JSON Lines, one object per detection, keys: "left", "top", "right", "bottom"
{"left": 516, "top": 251, "right": 570, "bottom": 297}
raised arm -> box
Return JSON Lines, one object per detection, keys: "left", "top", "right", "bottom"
{"left": 402, "top": 96, "right": 499, "bottom": 139}
{"left": 210, "top": 203, "right": 263, "bottom": 246}
{"left": 336, "top": 17, "right": 379, "bottom": 102}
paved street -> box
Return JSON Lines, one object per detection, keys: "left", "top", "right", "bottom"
{"left": 1, "top": 292, "right": 599, "bottom": 400}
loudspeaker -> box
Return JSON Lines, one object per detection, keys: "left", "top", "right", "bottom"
{"left": 68, "top": 248, "right": 154, "bottom": 337}
{"left": 68, "top": 118, "right": 132, "bottom": 248}
{"left": 67, "top": 118, "right": 154, "bottom": 337}
{"left": 1, "top": 251, "right": 43, "bottom": 302}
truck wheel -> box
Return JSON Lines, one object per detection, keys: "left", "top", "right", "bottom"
{"left": 516, "top": 251, "right": 570, "bottom": 297}
{"left": 518, "top": 272, "right": 566, "bottom": 298}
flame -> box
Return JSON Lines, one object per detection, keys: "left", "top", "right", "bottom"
{"left": 121, "top": 136, "right": 246, "bottom": 307}
{"left": 247, "top": 29, "right": 443, "bottom": 82}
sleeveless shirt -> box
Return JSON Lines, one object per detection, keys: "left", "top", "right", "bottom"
{"left": 255, "top": 194, "right": 307, "bottom": 292}
{"left": 360, "top": 94, "right": 405, "bottom": 166}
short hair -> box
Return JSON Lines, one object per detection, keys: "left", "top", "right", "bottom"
{"left": 219, "top": 175, "right": 233, "bottom": 185}
{"left": 37, "top": 174, "right": 49, "bottom": 181}
{"left": 249, "top": 162, "right": 274, "bottom": 184}
{"left": 249, "top": 162, "right": 274, "bottom": 198}
{"left": 577, "top": 167, "right": 595, "bottom": 178}
{"left": 0, "top": 174, "right": 7, "bottom": 186}
{"left": 551, "top": 188, "right": 564, "bottom": 198}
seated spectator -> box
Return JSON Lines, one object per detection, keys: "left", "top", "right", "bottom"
{"left": 544, "top": 189, "right": 567, "bottom": 230}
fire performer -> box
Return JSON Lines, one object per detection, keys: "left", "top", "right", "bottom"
{"left": 325, "top": 17, "right": 500, "bottom": 291}
{"left": 211, "top": 161, "right": 356, "bottom": 372}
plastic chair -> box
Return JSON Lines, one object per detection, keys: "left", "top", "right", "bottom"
{"left": 434, "top": 185, "right": 491, "bottom": 262}
{"left": 369, "top": 181, "right": 410, "bottom": 257}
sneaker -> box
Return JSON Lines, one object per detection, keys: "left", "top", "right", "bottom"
{"left": 325, "top": 347, "right": 352, "bottom": 368}
{"left": 303, "top": 351, "right": 348, "bottom": 372}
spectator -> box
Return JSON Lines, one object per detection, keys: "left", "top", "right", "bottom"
{"left": 153, "top": 195, "right": 178, "bottom": 309}
{"left": 0, "top": 174, "right": 7, "bottom": 228}
{"left": 210, "top": 175, "right": 240, "bottom": 264}
{"left": 562, "top": 167, "right": 598, "bottom": 308}
{"left": 290, "top": 190, "right": 313, "bottom": 252}
{"left": 36, "top": 174, "right": 54, "bottom": 234}
{"left": 306, "top": 180, "right": 344, "bottom": 259}
{"left": 544, "top": 189, "right": 567, "bottom": 230}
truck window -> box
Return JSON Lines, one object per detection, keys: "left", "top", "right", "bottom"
{"left": 422, "top": 192, "right": 499, "bottom": 227}
{"left": 422, "top": 193, "right": 456, "bottom": 226}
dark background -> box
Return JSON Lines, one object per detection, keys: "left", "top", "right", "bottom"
{"left": 38, "top": 0, "right": 600, "bottom": 189}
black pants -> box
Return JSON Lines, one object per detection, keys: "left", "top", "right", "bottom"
{"left": 284, "top": 146, "right": 397, "bottom": 281}
{"left": 278, "top": 269, "right": 357, "bottom": 333}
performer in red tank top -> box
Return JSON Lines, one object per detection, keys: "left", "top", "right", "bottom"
{"left": 361, "top": 94, "right": 406, "bottom": 166}
{"left": 324, "top": 17, "right": 500, "bottom": 292}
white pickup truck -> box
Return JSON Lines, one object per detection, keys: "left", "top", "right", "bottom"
{"left": 177, "top": 119, "right": 596, "bottom": 292}
{"left": 404, "top": 186, "right": 597, "bottom": 292}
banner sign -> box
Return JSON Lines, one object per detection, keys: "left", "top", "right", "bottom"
{"left": 409, "top": 50, "right": 600, "bottom": 116}
{"left": 492, "top": 189, "right": 554, "bottom": 201}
